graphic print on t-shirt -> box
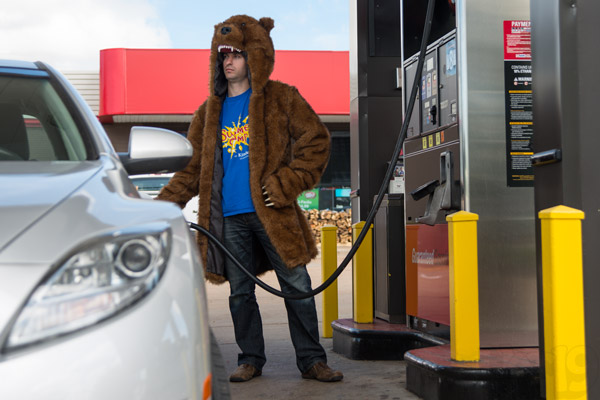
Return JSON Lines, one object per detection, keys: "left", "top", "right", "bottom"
{"left": 220, "top": 88, "right": 254, "bottom": 217}
{"left": 222, "top": 114, "right": 249, "bottom": 160}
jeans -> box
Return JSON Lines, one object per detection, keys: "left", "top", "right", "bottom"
{"left": 223, "top": 212, "right": 326, "bottom": 373}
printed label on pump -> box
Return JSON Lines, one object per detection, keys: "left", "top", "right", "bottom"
{"left": 445, "top": 39, "right": 457, "bottom": 76}
{"left": 504, "top": 20, "right": 534, "bottom": 187}
{"left": 426, "top": 73, "right": 432, "bottom": 98}
{"left": 504, "top": 21, "right": 531, "bottom": 60}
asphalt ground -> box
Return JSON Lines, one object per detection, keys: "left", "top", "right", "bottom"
{"left": 206, "top": 244, "right": 422, "bottom": 400}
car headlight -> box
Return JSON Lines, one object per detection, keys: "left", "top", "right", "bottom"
{"left": 4, "top": 223, "right": 171, "bottom": 350}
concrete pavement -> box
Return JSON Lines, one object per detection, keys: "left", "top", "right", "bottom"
{"left": 205, "top": 244, "right": 422, "bottom": 400}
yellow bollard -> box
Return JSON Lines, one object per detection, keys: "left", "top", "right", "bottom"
{"left": 447, "top": 211, "right": 480, "bottom": 362}
{"left": 321, "top": 225, "right": 338, "bottom": 338}
{"left": 352, "top": 221, "right": 373, "bottom": 323}
{"left": 539, "top": 205, "right": 587, "bottom": 400}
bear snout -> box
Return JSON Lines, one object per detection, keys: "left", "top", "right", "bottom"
{"left": 221, "top": 26, "right": 231, "bottom": 35}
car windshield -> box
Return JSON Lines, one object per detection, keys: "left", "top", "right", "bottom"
{"left": 0, "top": 74, "right": 88, "bottom": 161}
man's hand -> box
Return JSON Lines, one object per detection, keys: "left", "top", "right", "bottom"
{"left": 262, "top": 186, "right": 274, "bottom": 207}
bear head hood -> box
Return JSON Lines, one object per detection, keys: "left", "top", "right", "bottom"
{"left": 210, "top": 15, "right": 275, "bottom": 97}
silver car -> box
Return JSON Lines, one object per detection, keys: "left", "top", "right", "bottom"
{"left": 130, "top": 173, "right": 199, "bottom": 222}
{"left": 0, "top": 60, "right": 229, "bottom": 399}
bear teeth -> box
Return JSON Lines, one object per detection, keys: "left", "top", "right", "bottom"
{"left": 218, "top": 45, "right": 242, "bottom": 53}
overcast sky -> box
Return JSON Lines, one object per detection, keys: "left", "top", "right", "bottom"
{"left": 1, "top": 0, "right": 349, "bottom": 71}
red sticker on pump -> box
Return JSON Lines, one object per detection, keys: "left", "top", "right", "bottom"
{"left": 504, "top": 20, "right": 531, "bottom": 61}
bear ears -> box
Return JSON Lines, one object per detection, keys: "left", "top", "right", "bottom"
{"left": 259, "top": 17, "right": 274, "bottom": 33}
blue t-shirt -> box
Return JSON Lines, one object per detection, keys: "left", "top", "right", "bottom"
{"left": 220, "top": 88, "right": 255, "bottom": 217}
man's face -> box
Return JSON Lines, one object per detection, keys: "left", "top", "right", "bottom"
{"left": 222, "top": 52, "right": 248, "bottom": 83}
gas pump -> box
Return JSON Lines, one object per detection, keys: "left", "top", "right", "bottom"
{"left": 401, "top": 0, "right": 538, "bottom": 347}
{"left": 403, "top": 27, "right": 460, "bottom": 334}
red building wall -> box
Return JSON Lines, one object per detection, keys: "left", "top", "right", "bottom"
{"left": 100, "top": 48, "right": 349, "bottom": 120}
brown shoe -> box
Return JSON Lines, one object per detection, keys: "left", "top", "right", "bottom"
{"left": 229, "top": 364, "right": 262, "bottom": 382}
{"left": 301, "top": 362, "right": 343, "bottom": 382}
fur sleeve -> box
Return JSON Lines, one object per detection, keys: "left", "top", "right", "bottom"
{"left": 156, "top": 103, "right": 206, "bottom": 207}
{"left": 263, "top": 86, "right": 331, "bottom": 207}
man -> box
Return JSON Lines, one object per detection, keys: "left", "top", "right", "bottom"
{"left": 157, "top": 15, "right": 343, "bottom": 383}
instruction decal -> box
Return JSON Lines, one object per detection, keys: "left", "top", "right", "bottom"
{"left": 504, "top": 20, "right": 534, "bottom": 187}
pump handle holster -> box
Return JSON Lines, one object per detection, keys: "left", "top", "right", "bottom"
{"left": 410, "top": 150, "right": 461, "bottom": 226}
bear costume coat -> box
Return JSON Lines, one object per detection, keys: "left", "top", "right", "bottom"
{"left": 157, "top": 15, "right": 331, "bottom": 284}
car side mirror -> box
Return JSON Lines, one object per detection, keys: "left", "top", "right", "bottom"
{"left": 119, "top": 127, "right": 193, "bottom": 175}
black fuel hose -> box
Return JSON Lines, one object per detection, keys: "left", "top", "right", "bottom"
{"left": 190, "top": 0, "right": 436, "bottom": 300}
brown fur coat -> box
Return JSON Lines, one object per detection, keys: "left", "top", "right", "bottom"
{"left": 157, "top": 15, "right": 331, "bottom": 284}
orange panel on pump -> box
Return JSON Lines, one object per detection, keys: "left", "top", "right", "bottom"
{"left": 405, "top": 224, "right": 450, "bottom": 326}
{"left": 405, "top": 225, "right": 419, "bottom": 316}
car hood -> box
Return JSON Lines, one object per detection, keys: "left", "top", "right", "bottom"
{"left": 0, "top": 158, "right": 183, "bottom": 337}
{"left": 0, "top": 162, "right": 101, "bottom": 252}
{"left": 0, "top": 162, "right": 102, "bottom": 335}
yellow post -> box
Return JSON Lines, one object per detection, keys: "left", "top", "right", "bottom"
{"left": 447, "top": 211, "right": 480, "bottom": 362}
{"left": 321, "top": 225, "right": 338, "bottom": 338}
{"left": 352, "top": 221, "right": 373, "bottom": 323}
{"left": 539, "top": 205, "right": 587, "bottom": 400}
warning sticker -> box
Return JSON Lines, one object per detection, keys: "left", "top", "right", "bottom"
{"left": 504, "top": 20, "right": 533, "bottom": 187}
